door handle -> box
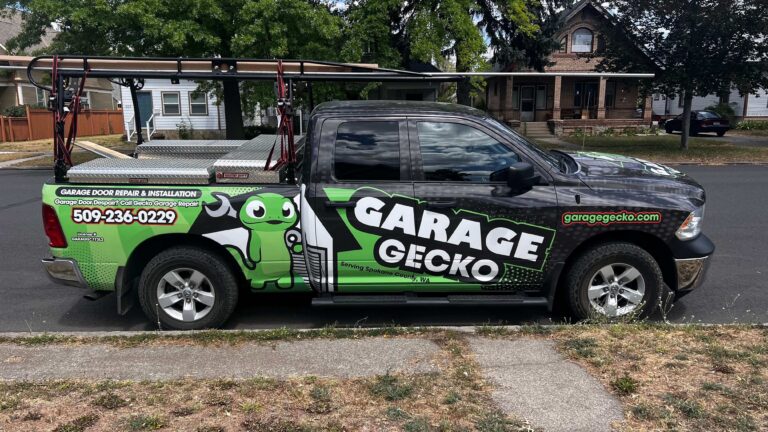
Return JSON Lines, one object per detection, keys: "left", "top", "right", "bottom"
{"left": 426, "top": 200, "right": 457, "bottom": 208}
{"left": 324, "top": 200, "right": 356, "bottom": 208}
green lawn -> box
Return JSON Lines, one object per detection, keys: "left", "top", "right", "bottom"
{"left": 548, "top": 135, "right": 768, "bottom": 164}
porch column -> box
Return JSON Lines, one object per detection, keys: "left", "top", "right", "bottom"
{"left": 597, "top": 76, "right": 607, "bottom": 119}
{"left": 553, "top": 75, "right": 562, "bottom": 120}
{"left": 504, "top": 77, "right": 515, "bottom": 120}
{"left": 643, "top": 95, "right": 653, "bottom": 123}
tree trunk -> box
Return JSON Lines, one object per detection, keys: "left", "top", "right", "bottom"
{"left": 455, "top": 49, "right": 471, "bottom": 106}
{"left": 680, "top": 91, "right": 694, "bottom": 150}
{"left": 223, "top": 78, "right": 245, "bottom": 139}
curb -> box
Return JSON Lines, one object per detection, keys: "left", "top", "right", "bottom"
{"left": 0, "top": 323, "right": 765, "bottom": 339}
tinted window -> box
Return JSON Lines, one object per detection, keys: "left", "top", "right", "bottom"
{"left": 334, "top": 121, "right": 400, "bottom": 181}
{"left": 417, "top": 122, "right": 520, "bottom": 182}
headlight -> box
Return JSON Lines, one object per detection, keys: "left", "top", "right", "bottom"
{"left": 676, "top": 206, "right": 705, "bottom": 240}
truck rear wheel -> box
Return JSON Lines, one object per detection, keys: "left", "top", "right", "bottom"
{"left": 565, "top": 242, "right": 662, "bottom": 321}
{"left": 138, "top": 246, "right": 239, "bottom": 330}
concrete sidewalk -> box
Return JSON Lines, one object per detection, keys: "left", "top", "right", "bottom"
{"left": 470, "top": 337, "right": 623, "bottom": 432}
{"left": 0, "top": 333, "right": 624, "bottom": 431}
{"left": 0, "top": 337, "right": 441, "bottom": 380}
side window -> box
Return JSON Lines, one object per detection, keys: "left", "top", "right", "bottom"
{"left": 416, "top": 122, "right": 520, "bottom": 182}
{"left": 334, "top": 121, "right": 401, "bottom": 181}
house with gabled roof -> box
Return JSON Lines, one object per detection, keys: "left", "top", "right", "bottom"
{"left": 485, "top": 0, "right": 656, "bottom": 137}
{"left": 0, "top": 9, "right": 118, "bottom": 112}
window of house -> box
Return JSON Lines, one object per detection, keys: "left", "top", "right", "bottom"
{"left": 416, "top": 122, "right": 520, "bottom": 182}
{"left": 678, "top": 94, "right": 684, "bottom": 108}
{"left": 653, "top": 93, "right": 661, "bottom": 101}
{"left": 161, "top": 92, "right": 181, "bottom": 115}
{"left": 79, "top": 94, "right": 90, "bottom": 110}
{"left": 511, "top": 86, "right": 520, "bottom": 109}
{"left": 605, "top": 81, "right": 617, "bottom": 108}
{"left": 559, "top": 36, "right": 567, "bottom": 53}
{"left": 536, "top": 85, "right": 547, "bottom": 109}
{"left": 572, "top": 28, "right": 593, "bottom": 53}
{"left": 35, "top": 87, "right": 48, "bottom": 107}
{"left": 189, "top": 92, "right": 208, "bottom": 115}
{"left": 334, "top": 121, "right": 400, "bottom": 181}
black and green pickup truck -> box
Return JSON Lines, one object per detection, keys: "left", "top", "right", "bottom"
{"left": 42, "top": 101, "right": 713, "bottom": 329}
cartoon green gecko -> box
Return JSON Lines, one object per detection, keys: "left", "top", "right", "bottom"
{"left": 239, "top": 193, "right": 299, "bottom": 289}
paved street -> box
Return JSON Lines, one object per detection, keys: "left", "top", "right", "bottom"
{"left": 1, "top": 166, "right": 766, "bottom": 331}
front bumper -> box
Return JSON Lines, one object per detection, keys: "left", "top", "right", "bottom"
{"left": 675, "top": 256, "right": 711, "bottom": 292}
{"left": 41, "top": 258, "right": 88, "bottom": 288}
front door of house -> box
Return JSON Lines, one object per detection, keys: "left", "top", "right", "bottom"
{"left": 574, "top": 82, "right": 599, "bottom": 119}
{"left": 136, "top": 91, "right": 154, "bottom": 129}
{"left": 520, "top": 86, "right": 535, "bottom": 122}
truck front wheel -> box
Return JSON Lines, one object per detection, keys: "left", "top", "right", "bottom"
{"left": 565, "top": 243, "right": 662, "bottom": 321}
{"left": 138, "top": 246, "right": 239, "bottom": 330}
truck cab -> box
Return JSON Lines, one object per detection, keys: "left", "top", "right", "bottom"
{"left": 42, "top": 101, "right": 713, "bottom": 329}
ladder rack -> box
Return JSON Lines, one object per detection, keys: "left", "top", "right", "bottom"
{"left": 16, "top": 55, "right": 450, "bottom": 83}
{"left": 3, "top": 54, "right": 462, "bottom": 181}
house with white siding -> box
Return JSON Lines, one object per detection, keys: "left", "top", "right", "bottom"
{"left": 653, "top": 87, "right": 768, "bottom": 121}
{"left": 120, "top": 79, "right": 224, "bottom": 139}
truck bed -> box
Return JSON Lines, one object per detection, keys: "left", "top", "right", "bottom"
{"left": 67, "top": 135, "right": 304, "bottom": 185}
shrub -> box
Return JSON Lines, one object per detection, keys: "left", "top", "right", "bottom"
{"left": 2, "top": 105, "right": 28, "bottom": 117}
{"left": 704, "top": 102, "right": 736, "bottom": 123}
{"left": 176, "top": 120, "right": 194, "bottom": 139}
{"left": 736, "top": 120, "right": 768, "bottom": 130}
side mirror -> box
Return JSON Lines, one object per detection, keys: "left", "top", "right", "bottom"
{"left": 491, "top": 162, "right": 540, "bottom": 193}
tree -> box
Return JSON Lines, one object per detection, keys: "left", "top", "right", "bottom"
{"left": 598, "top": 0, "right": 768, "bottom": 149}
{"left": 341, "top": 0, "right": 555, "bottom": 105}
{"left": 2, "top": 0, "right": 343, "bottom": 138}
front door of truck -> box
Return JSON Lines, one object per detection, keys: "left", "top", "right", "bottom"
{"left": 407, "top": 118, "right": 559, "bottom": 294}
{"left": 307, "top": 117, "right": 415, "bottom": 293}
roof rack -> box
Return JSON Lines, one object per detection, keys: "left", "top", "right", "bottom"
{"left": 20, "top": 55, "right": 452, "bottom": 84}
{"left": 15, "top": 55, "right": 462, "bottom": 181}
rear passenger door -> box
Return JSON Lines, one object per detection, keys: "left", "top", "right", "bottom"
{"left": 308, "top": 117, "right": 415, "bottom": 292}
{"left": 407, "top": 118, "right": 559, "bottom": 293}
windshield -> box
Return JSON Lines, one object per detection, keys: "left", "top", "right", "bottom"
{"left": 485, "top": 117, "right": 561, "bottom": 170}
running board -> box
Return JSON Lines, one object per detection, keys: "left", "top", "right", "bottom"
{"left": 311, "top": 294, "right": 548, "bottom": 307}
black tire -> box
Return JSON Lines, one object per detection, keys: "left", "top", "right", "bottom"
{"left": 717, "top": 131, "right": 726, "bottom": 137}
{"left": 138, "top": 246, "right": 239, "bottom": 330}
{"left": 665, "top": 125, "right": 674, "bottom": 134}
{"left": 565, "top": 242, "right": 662, "bottom": 321}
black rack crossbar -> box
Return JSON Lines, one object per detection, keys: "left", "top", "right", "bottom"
{"left": 25, "top": 55, "right": 461, "bottom": 90}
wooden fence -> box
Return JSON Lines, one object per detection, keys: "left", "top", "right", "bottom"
{"left": 0, "top": 106, "right": 124, "bottom": 142}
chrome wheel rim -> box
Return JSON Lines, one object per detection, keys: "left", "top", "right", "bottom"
{"left": 156, "top": 268, "right": 215, "bottom": 322}
{"left": 587, "top": 263, "right": 645, "bottom": 317}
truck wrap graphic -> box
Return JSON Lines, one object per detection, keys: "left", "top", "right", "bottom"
{"left": 44, "top": 184, "right": 310, "bottom": 292}
{"left": 316, "top": 187, "right": 557, "bottom": 290}
{"left": 47, "top": 184, "right": 557, "bottom": 292}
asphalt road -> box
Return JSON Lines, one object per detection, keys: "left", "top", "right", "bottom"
{"left": 1, "top": 166, "right": 766, "bottom": 332}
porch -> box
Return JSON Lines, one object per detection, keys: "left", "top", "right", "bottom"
{"left": 486, "top": 72, "right": 654, "bottom": 136}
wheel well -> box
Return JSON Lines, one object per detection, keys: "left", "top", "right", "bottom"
{"left": 121, "top": 234, "right": 246, "bottom": 296}
{"left": 552, "top": 231, "right": 677, "bottom": 311}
